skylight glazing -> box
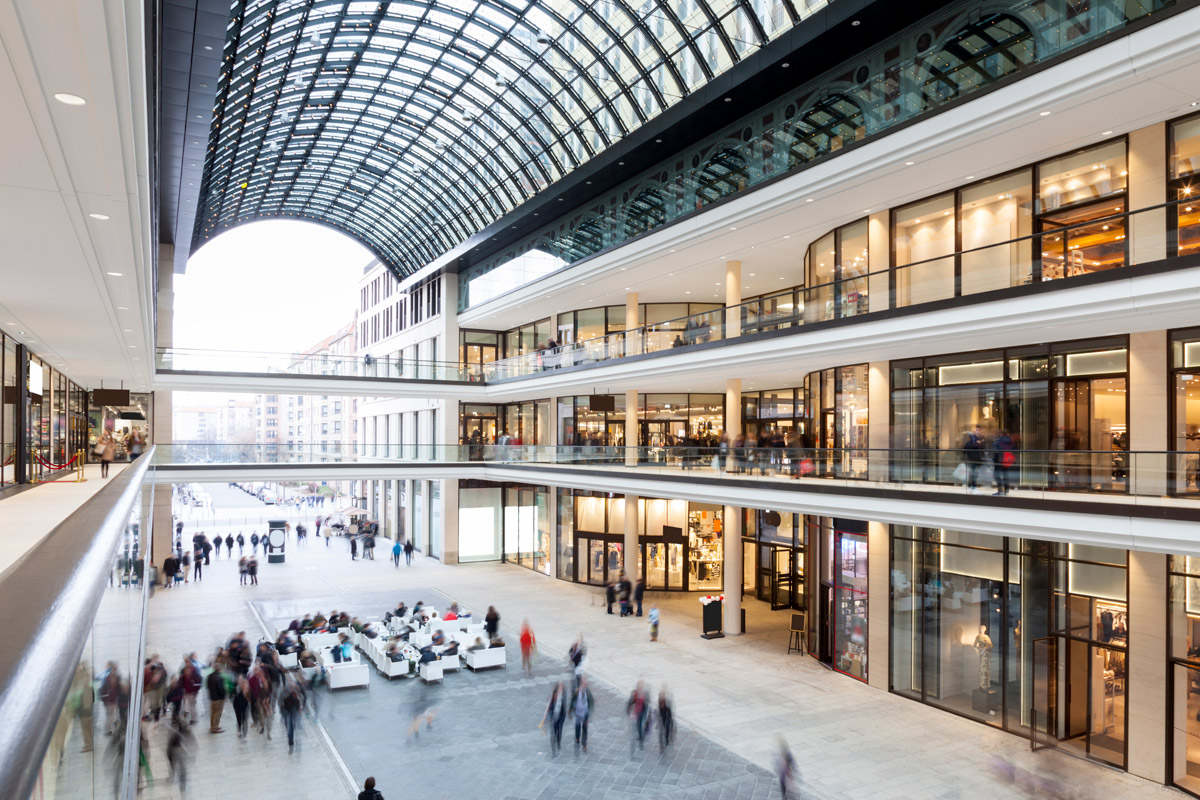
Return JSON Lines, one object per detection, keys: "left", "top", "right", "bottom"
{"left": 193, "top": 0, "right": 830, "bottom": 276}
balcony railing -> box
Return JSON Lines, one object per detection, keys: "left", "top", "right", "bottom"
{"left": 480, "top": 199, "right": 1190, "bottom": 381}
{"left": 153, "top": 443, "right": 1199, "bottom": 501}
{"left": 0, "top": 447, "right": 156, "bottom": 800}
{"left": 157, "top": 347, "right": 472, "bottom": 382}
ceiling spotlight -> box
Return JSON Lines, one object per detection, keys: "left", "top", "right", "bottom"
{"left": 203, "top": 45, "right": 213, "bottom": 51}
{"left": 54, "top": 93, "right": 87, "bottom": 106}
{"left": 89, "top": 213, "right": 110, "bottom": 220}
{"left": 781, "top": 62, "right": 790, "bottom": 68}
{"left": 106, "top": 271, "right": 123, "bottom": 277}
{"left": 904, "top": 161, "right": 915, "bottom": 166}
{"left": 1039, "top": 110, "right": 1051, "bottom": 116}
{"left": 851, "top": 19, "right": 861, "bottom": 26}
{"left": 806, "top": 198, "right": 814, "bottom": 202}
{"left": 723, "top": 97, "right": 732, "bottom": 103}
{"left": 116, "top": 306, "right": 128, "bottom": 310}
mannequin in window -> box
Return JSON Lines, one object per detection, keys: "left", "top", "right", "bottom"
{"left": 973, "top": 625, "right": 994, "bottom": 690}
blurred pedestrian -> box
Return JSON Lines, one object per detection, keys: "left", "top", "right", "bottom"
{"left": 236, "top": 532, "right": 245, "bottom": 554}
{"left": 777, "top": 738, "right": 797, "bottom": 799}
{"left": 279, "top": 677, "right": 305, "bottom": 753}
{"left": 404, "top": 538, "right": 414, "bottom": 565}
{"left": 543, "top": 681, "right": 567, "bottom": 755}
{"left": 206, "top": 662, "right": 226, "bottom": 733}
{"left": 193, "top": 547, "right": 203, "bottom": 581}
{"left": 224, "top": 534, "right": 234, "bottom": 556}
{"left": 520, "top": 620, "right": 536, "bottom": 676}
{"left": 392, "top": 539, "right": 402, "bottom": 567}
{"left": 232, "top": 675, "right": 251, "bottom": 739}
{"left": 634, "top": 579, "right": 645, "bottom": 616}
{"left": 569, "top": 676, "right": 595, "bottom": 753}
{"left": 238, "top": 556, "right": 248, "bottom": 586}
{"left": 657, "top": 688, "right": 673, "bottom": 750}
{"left": 350, "top": 536, "right": 358, "bottom": 561}
{"left": 251, "top": 532, "right": 260, "bottom": 554}
{"left": 568, "top": 635, "right": 586, "bottom": 692}
{"left": 648, "top": 605, "right": 660, "bottom": 642}
{"left": 247, "top": 555, "right": 258, "bottom": 586}
{"left": 626, "top": 680, "right": 649, "bottom": 754}
{"left": 165, "top": 717, "right": 194, "bottom": 791}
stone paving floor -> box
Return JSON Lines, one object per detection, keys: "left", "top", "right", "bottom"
{"left": 125, "top": 481, "right": 1179, "bottom": 800}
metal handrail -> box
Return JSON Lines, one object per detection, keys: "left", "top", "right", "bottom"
{"left": 0, "top": 447, "right": 155, "bottom": 800}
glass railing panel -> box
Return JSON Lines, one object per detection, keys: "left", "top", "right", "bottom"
{"left": 7, "top": 455, "right": 155, "bottom": 800}
{"left": 157, "top": 348, "right": 469, "bottom": 382}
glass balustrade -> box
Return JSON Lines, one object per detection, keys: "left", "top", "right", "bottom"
{"left": 156, "top": 348, "right": 472, "bottom": 382}
{"left": 152, "top": 443, "right": 1194, "bottom": 500}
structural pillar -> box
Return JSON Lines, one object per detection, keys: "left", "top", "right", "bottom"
{"left": 866, "top": 521, "right": 889, "bottom": 689}
{"left": 151, "top": 248, "right": 175, "bottom": 580}
{"left": 724, "top": 378, "right": 741, "bottom": 470}
{"left": 442, "top": 479, "right": 459, "bottom": 565}
{"left": 625, "top": 292, "right": 641, "bottom": 357}
{"left": 867, "top": 212, "right": 890, "bottom": 313}
{"left": 625, "top": 389, "right": 638, "bottom": 466}
{"left": 1127, "top": 551, "right": 1168, "bottom": 782}
{"left": 1129, "top": 331, "right": 1167, "bottom": 496}
{"left": 867, "top": 362, "right": 890, "bottom": 482}
{"left": 723, "top": 505, "right": 742, "bottom": 635}
{"left": 1129, "top": 122, "right": 1167, "bottom": 265}
{"left": 624, "top": 493, "right": 638, "bottom": 579}
{"left": 725, "top": 260, "right": 742, "bottom": 338}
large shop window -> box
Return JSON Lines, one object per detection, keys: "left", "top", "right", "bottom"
{"left": 1036, "top": 141, "right": 1128, "bottom": 280}
{"left": 742, "top": 509, "right": 806, "bottom": 611}
{"left": 804, "top": 219, "right": 870, "bottom": 322}
{"left": 1170, "top": 555, "right": 1200, "bottom": 796}
{"left": 1171, "top": 329, "right": 1200, "bottom": 496}
{"left": 1172, "top": 114, "right": 1200, "bottom": 258}
{"left": 805, "top": 365, "right": 869, "bottom": 479}
{"left": 892, "top": 531, "right": 1128, "bottom": 767}
{"left": 555, "top": 490, "right": 724, "bottom": 592}
{"left": 834, "top": 529, "right": 869, "bottom": 682}
{"left": 890, "top": 339, "right": 1128, "bottom": 493}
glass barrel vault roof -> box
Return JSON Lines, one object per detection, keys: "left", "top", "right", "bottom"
{"left": 192, "top": 0, "right": 829, "bottom": 278}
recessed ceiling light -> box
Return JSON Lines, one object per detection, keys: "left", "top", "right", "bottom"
{"left": 116, "top": 306, "right": 128, "bottom": 310}
{"left": 89, "top": 213, "right": 110, "bottom": 220}
{"left": 655, "top": 138, "right": 662, "bottom": 143}
{"left": 106, "top": 271, "right": 123, "bottom": 277}
{"left": 805, "top": 198, "right": 814, "bottom": 203}
{"left": 862, "top": 209, "right": 871, "bottom": 213}
{"left": 723, "top": 97, "right": 732, "bottom": 103}
{"left": 904, "top": 161, "right": 915, "bottom": 166}
{"left": 128, "top": 345, "right": 136, "bottom": 349}
{"left": 199, "top": 83, "right": 207, "bottom": 88}
{"left": 1039, "top": 111, "right": 1051, "bottom": 116}
{"left": 123, "top": 329, "right": 133, "bottom": 333}
{"left": 1102, "top": 130, "right": 1113, "bottom": 135}
{"left": 729, "top": 226, "right": 736, "bottom": 231}
{"left": 965, "top": 176, "right": 975, "bottom": 180}
{"left": 624, "top": 287, "right": 630, "bottom": 291}
{"left": 749, "top": 273, "right": 756, "bottom": 276}
{"left": 54, "top": 93, "right": 86, "bottom": 106}
{"left": 203, "top": 45, "right": 213, "bottom": 51}
{"left": 783, "top": 235, "right": 790, "bottom": 239}
{"left": 5, "top": 323, "right": 13, "bottom": 326}
{"left": 851, "top": 19, "right": 861, "bottom": 26}
{"left": 781, "top": 62, "right": 790, "bottom": 68}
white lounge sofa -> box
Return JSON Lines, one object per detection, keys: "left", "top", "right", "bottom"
{"left": 464, "top": 646, "right": 506, "bottom": 671}
{"left": 419, "top": 660, "right": 444, "bottom": 683}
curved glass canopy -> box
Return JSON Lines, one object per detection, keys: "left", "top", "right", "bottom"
{"left": 193, "top": 0, "right": 829, "bottom": 277}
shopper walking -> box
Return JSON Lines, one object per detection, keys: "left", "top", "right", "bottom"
{"left": 543, "top": 681, "right": 567, "bottom": 755}
{"left": 193, "top": 547, "right": 203, "bottom": 581}
{"left": 206, "top": 663, "right": 226, "bottom": 733}
{"left": 626, "top": 680, "right": 649, "bottom": 754}
{"left": 142, "top": 655, "right": 167, "bottom": 723}
{"left": 180, "top": 549, "right": 190, "bottom": 584}
{"left": 993, "top": 429, "right": 1016, "bottom": 496}
{"left": 250, "top": 532, "right": 260, "bottom": 554}
{"left": 236, "top": 532, "right": 245, "bottom": 554}
{"left": 648, "top": 605, "right": 660, "bottom": 642}
{"left": 392, "top": 540, "right": 402, "bottom": 567}
{"left": 358, "top": 777, "right": 385, "bottom": 800}
{"left": 224, "top": 534, "right": 234, "bottom": 557}
{"left": 98, "top": 432, "right": 115, "bottom": 478}
{"left": 570, "top": 676, "right": 595, "bottom": 752}
{"left": 232, "top": 675, "right": 251, "bottom": 739}
{"left": 247, "top": 555, "right": 258, "bottom": 586}
{"left": 519, "top": 620, "right": 536, "bottom": 676}
{"left": 165, "top": 717, "right": 194, "bottom": 791}
{"left": 404, "top": 538, "right": 414, "bottom": 565}
{"left": 634, "top": 579, "right": 645, "bottom": 616}
{"left": 180, "top": 655, "right": 202, "bottom": 724}
{"left": 962, "top": 425, "right": 986, "bottom": 494}
{"left": 657, "top": 688, "right": 673, "bottom": 750}
{"left": 777, "top": 738, "right": 798, "bottom": 799}
{"left": 279, "top": 678, "right": 305, "bottom": 753}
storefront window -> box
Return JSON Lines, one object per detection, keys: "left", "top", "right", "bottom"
{"left": 1172, "top": 115, "right": 1200, "bottom": 258}
{"left": 557, "top": 489, "right": 574, "bottom": 580}
{"left": 893, "top": 531, "right": 1127, "bottom": 766}
{"left": 1171, "top": 329, "right": 1200, "bottom": 496}
{"left": 1, "top": 336, "right": 14, "bottom": 485}
{"left": 638, "top": 393, "right": 724, "bottom": 449}
{"left": 960, "top": 171, "right": 1034, "bottom": 293}
{"left": 806, "top": 366, "right": 869, "bottom": 479}
{"left": 744, "top": 509, "right": 805, "bottom": 609}
{"left": 458, "top": 481, "right": 502, "bottom": 562}
{"left": 894, "top": 192, "right": 956, "bottom": 306}
{"left": 1170, "top": 555, "right": 1200, "bottom": 796}
{"left": 890, "top": 339, "right": 1127, "bottom": 492}
{"left": 834, "top": 529, "right": 868, "bottom": 682}
{"left": 804, "top": 220, "right": 869, "bottom": 322}
{"left": 689, "top": 504, "right": 723, "bottom": 591}
{"left": 1037, "top": 141, "right": 1128, "bottom": 280}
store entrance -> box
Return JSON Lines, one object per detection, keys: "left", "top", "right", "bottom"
{"left": 766, "top": 546, "right": 796, "bottom": 610}
{"left": 1031, "top": 633, "right": 1127, "bottom": 767}
{"left": 575, "top": 535, "right": 624, "bottom": 586}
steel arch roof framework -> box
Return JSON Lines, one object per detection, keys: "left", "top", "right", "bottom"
{"left": 193, "top": 0, "right": 825, "bottom": 278}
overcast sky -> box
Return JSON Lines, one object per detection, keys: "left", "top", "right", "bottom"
{"left": 174, "top": 220, "right": 373, "bottom": 356}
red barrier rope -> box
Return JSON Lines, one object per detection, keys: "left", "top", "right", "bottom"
{"left": 1, "top": 452, "right": 12, "bottom": 466}
{"left": 33, "top": 452, "right": 79, "bottom": 471}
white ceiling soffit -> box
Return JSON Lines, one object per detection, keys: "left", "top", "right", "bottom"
{"left": 0, "top": 0, "right": 154, "bottom": 390}
{"left": 458, "top": 9, "right": 1200, "bottom": 332}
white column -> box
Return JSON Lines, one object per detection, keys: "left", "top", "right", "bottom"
{"left": 867, "top": 212, "right": 890, "bottom": 313}
{"left": 1129, "top": 122, "right": 1167, "bottom": 265}
{"left": 625, "top": 389, "right": 638, "bottom": 467}
{"left": 867, "top": 521, "right": 889, "bottom": 690}
{"left": 624, "top": 493, "right": 638, "bottom": 579}
{"left": 725, "top": 378, "right": 741, "bottom": 471}
{"left": 867, "top": 362, "right": 890, "bottom": 482}
{"left": 1129, "top": 331, "right": 1167, "bottom": 496}
{"left": 725, "top": 260, "right": 742, "bottom": 338}
{"left": 546, "top": 486, "right": 558, "bottom": 579}
{"left": 151, "top": 254, "right": 175, "bottom": 577}
{"left": 442, "top": 479, "right": 459, "bottom": 565}
{"left": 1127, "top": 551, "right": 1167, "bottom": 782}
{"left": 723, "top": 505, "right": 742, "bottom": 635}
{"left": 625, "top": 292, "right": 640, "bottom": 356}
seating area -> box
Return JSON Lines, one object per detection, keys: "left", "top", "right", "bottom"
{"left": 288, "top": 601, "right": 507, "bottom": 689}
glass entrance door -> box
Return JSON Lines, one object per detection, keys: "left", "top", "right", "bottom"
{"left": 577, "top": 536, "right": 624, "bottom": 586}
{"left": 769, "top": 547, "right": 795, "bottom": 610}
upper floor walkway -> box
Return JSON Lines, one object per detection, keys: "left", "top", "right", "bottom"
{"left": 155, "top": 200, "right": 1200, "bottom": 400}
{"left": 152, "top": 442, "right": 1200, "bottom": 556}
